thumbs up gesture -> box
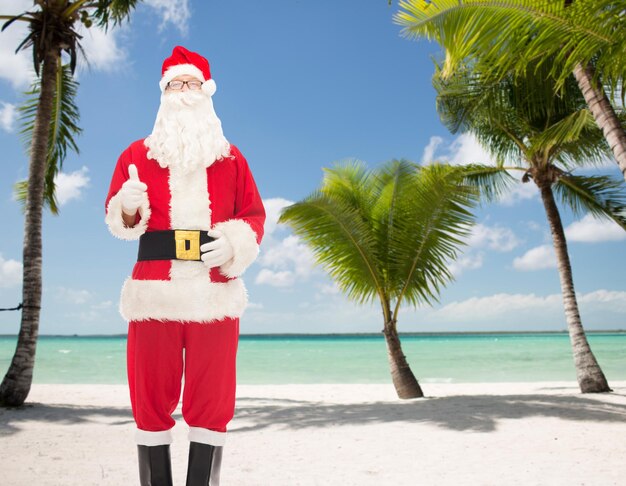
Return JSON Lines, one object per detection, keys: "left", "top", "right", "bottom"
{"left": 120, "top": 164, "right": 148, "bottom": 215}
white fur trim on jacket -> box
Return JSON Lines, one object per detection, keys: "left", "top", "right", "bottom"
{"left": 188, "top": 426, "right": 226, "bottom": 446}
{"left": 159, "top": 63, "right": 216, "bottom": 94}
{"left": 212, "top": 219, "right": 260, "bottom": 278}
{"left": 168, "top": 161, "right": 212, "bottom": 280}
{"left": 105, "top": 191, "right": 151, "bottom": 241}
{"left": 120, "top": 277, "right": 248, "bottom": 323}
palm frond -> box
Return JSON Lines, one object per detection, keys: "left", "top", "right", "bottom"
{"left": 553, "top": 174, "right": 626, "bottom": 230}
{"left": 278, "top": 190, "right": 385, "bottom": 306}
{"left": 90, "top": 0, "right": 140, "bottom": 29}
{"left": 388, "top": 163, "right": 478, "bottom": 315}
{"left": 538, "top": 109, "right": 615, "bottom": 170}
{"left": 16, "top": 62, "right": 81, "bottom": 214}
{"left": 395, "top": 0, "right": 626, "bottom": 93}
{"left": 530, "top": 108, "right": 593, "bottom": 149}
{"left": 455, "top": 164, "right": 521, "bottom": 204}
{"left": 1, "top": 12, "right": 34, "bottom": 32}
{"left": 434, "top": 51, "right": 614, "bottom": 172}
{"left": 320, "top": 160, "right": 380, "bottom": 215}
{"left": 433, "top": 61, "right": 530, "bottom": 165}
{"left": 370, "top": 159, "right": 420, "bottom": 294}
{"left": 278, "top": 159, "right": 480, "bottom": 316}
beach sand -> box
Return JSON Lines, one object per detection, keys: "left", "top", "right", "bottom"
{"left": 1, "top": 382, "right": 625, "bottom": 485}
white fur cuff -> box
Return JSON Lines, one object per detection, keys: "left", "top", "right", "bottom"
{"left": 189, "top": 426, "right": 227, "bottom": 446}
{"left": 135, "top": 428, "right": 173, "bottom": 446}
{"left": 213, "top": 219, "right": 260, "bottom": 278}
{"left": 120, "top": 277, "right": 248, "bottom": 322}
{"left": 105, "top": 192, "right": 151, "bottom": 241}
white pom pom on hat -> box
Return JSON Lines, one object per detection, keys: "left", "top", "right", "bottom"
{"left": 159, "top": 45, "right": 217, "bottom": 96}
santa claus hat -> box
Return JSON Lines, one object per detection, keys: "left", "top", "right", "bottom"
{"left": 159, "top": 45, "right": 217, "bottom": 96}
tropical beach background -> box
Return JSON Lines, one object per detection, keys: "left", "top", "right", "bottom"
{"left": 1, "top": 333, "right": 625, "bottom": 385}
{"left": 1, "top": 1, "right": 626, "bottom": 485}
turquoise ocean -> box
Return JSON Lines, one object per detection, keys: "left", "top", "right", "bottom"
{"left": 0, "top": 333, "right": 624, "bottom": 385}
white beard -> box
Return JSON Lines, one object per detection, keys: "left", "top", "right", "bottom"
{"left": 144, "top": 90, "right": 231, "bottom": 173}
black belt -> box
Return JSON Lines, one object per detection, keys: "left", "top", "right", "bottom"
{"left": 138, "top": 230, "right": 215, "bottom": 261}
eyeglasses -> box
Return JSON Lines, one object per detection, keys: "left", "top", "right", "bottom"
{"left": 166, "top": 80, "right": 203, "bottom": 90}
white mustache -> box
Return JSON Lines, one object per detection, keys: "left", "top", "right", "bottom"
{"left": 162, "top": 90, "right": 205, "bottom": 108}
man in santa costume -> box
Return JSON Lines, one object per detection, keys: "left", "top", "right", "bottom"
{"left": 105, "top": 46, "right": 265, "bottom": 485}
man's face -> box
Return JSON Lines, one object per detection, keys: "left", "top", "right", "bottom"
{"left": 147, "top": 71, "right": 230, "bottom": 170}
{"left": 165, "top": 74, "right": 203, "bottom": 93}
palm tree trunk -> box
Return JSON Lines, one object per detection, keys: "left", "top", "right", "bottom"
{"left": 382, "top": 318, "right": 423, "bottom": 399}
{"left": 0, "top": 50, "right": 58, "bottom": 407}
{"left": 563, "top": 0, "right": 626, "bottom": 181}
{"left": 572, "top": 62, "right": 626, "bottom": 182}
{"left": 537, "top": 180, "right": 611, "bottom": 393}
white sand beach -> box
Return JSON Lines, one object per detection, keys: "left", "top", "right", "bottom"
{"left": 1, "top": 382, "right": 625, "bottom": 485}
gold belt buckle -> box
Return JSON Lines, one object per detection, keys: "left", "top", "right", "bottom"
{"left": 174, "top": 230, "right": 201, "bottom": 260}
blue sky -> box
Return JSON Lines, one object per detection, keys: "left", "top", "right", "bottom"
{"left": 1, "top": 1, "right": 625, "bottom": 336}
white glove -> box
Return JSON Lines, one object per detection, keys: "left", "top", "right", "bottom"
{"left": 200, "top": 229, "right": 234, "bottom": 268}
{"left": 119, "top": 164, "right": 148, "bottom": 215}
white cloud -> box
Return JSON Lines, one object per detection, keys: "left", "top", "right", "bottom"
{"left": 421, "top": 135, "right": 444, "bottom": 164}
{"left": 565, "top": 214, "right": 626, "bottom": 243}
{"left": 245, "top": 284, "right": 626, "bottom": 333}
{"left": 0, "top": 254, "right": 22, "bottom": 288}
{"left": 262, "top": 197, "right": 294, "bottom": 236}
{"left": 0, "top": 102, "right": 17, "bottom": 132}
{"left": 431, "top": 289, "right": 626, "bottom": 322}
{"left": 56, "top": 287, "right": 92, "bottom": 305}
{"left": 61, "top": 298, "right": 116, "bottom": 324}
{"left": 259, "top": 234, "right": 315, "bottom": 275}
{"left": 433, "top": 292, "right": 563, "bottom": 321}
{"left": 448, "top": 253, "right": 484, "bottom": 277}
{"left": 144, "top": 0, "right": 191, "bottom": 35}
{"left": 318, "top": 282, "right": 341, "bottom": 295}
{"left": 255, "top": 269, "right": 296, "bottom": 287}
{"left": 0, "top": 0, "right": 36, "bottom": 89}
{"left": 578, "top": 290, "right": 626, "bottom": 312}
{"left": 91, "top": 300, "right": 113, "bottom": 310}
{"left": 1, "top": 1, "right": 127, "bottom": 90}
{"left": 497, "top": 180, "right": 538, "bottom": 206}
{"left": 76, "top": 24, "right": 127, "bottom": 73}
{"left": 426, "top": 132, "right": 496, "bottom": 167}
{"left": 54, "top": 166, "right": 90, "bottom": 206}
{"left": 422, "top": 133, "right": 539, "bottom": 206}
{"left": 468, "top": 223, "right": 520, "bottom": 252}
{"left": 448, "top": 222, "right": 519, "bottom": 277}
{"left": 513, "top": 245, "right": 557, "bottom": 271}
{"left": 255, "top": 197, "right": 317, "bottom": 288}
{"left": 445, "top": 132, "right": 496, "bottom": 166}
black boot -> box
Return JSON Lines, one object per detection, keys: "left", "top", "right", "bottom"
{"left": 137, "top": 444, "right": 173, "bottom": 486}
{"left": 185, "top": 441, "right": 217, "bottom": 486}
{"left": 209, "top": 446, "right": 223, "bottom": 486}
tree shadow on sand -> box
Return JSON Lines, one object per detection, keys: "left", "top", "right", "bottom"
{"left": 231, "top": 391, "right": 626, "bottom": 434}
{"left": 0, "top": 402, "right": 138, "bottom": 437}
{"left": 1, "top": 388, "right": 625, "bottom": 438}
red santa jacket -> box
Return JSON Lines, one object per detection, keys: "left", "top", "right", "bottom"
{"left": 105, "top": 140, "right": 265, "bottom": 323}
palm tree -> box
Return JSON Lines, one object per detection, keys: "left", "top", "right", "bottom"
{"left": 433, "top": 56, "right": 626, "bottom": 393}
{"left": 0, "top": 0, "right": 139, "bottom": 407}
{"left": 278, "top": 160, "right": 479, "bottom": 398}
{"left": 394, "top": 0, "right": 626, "bottom": 182}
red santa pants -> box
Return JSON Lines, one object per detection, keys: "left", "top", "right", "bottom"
{"left": 126, "top": 317, "right": 239, "bottom": 446}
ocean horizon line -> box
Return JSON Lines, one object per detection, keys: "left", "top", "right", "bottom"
{"left": 2, "top": 329, "right": 625, "bottom": 338}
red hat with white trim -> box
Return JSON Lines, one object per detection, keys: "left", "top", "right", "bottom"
{"left": 159, "top": 46, "right": 217, "bottom": 96}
